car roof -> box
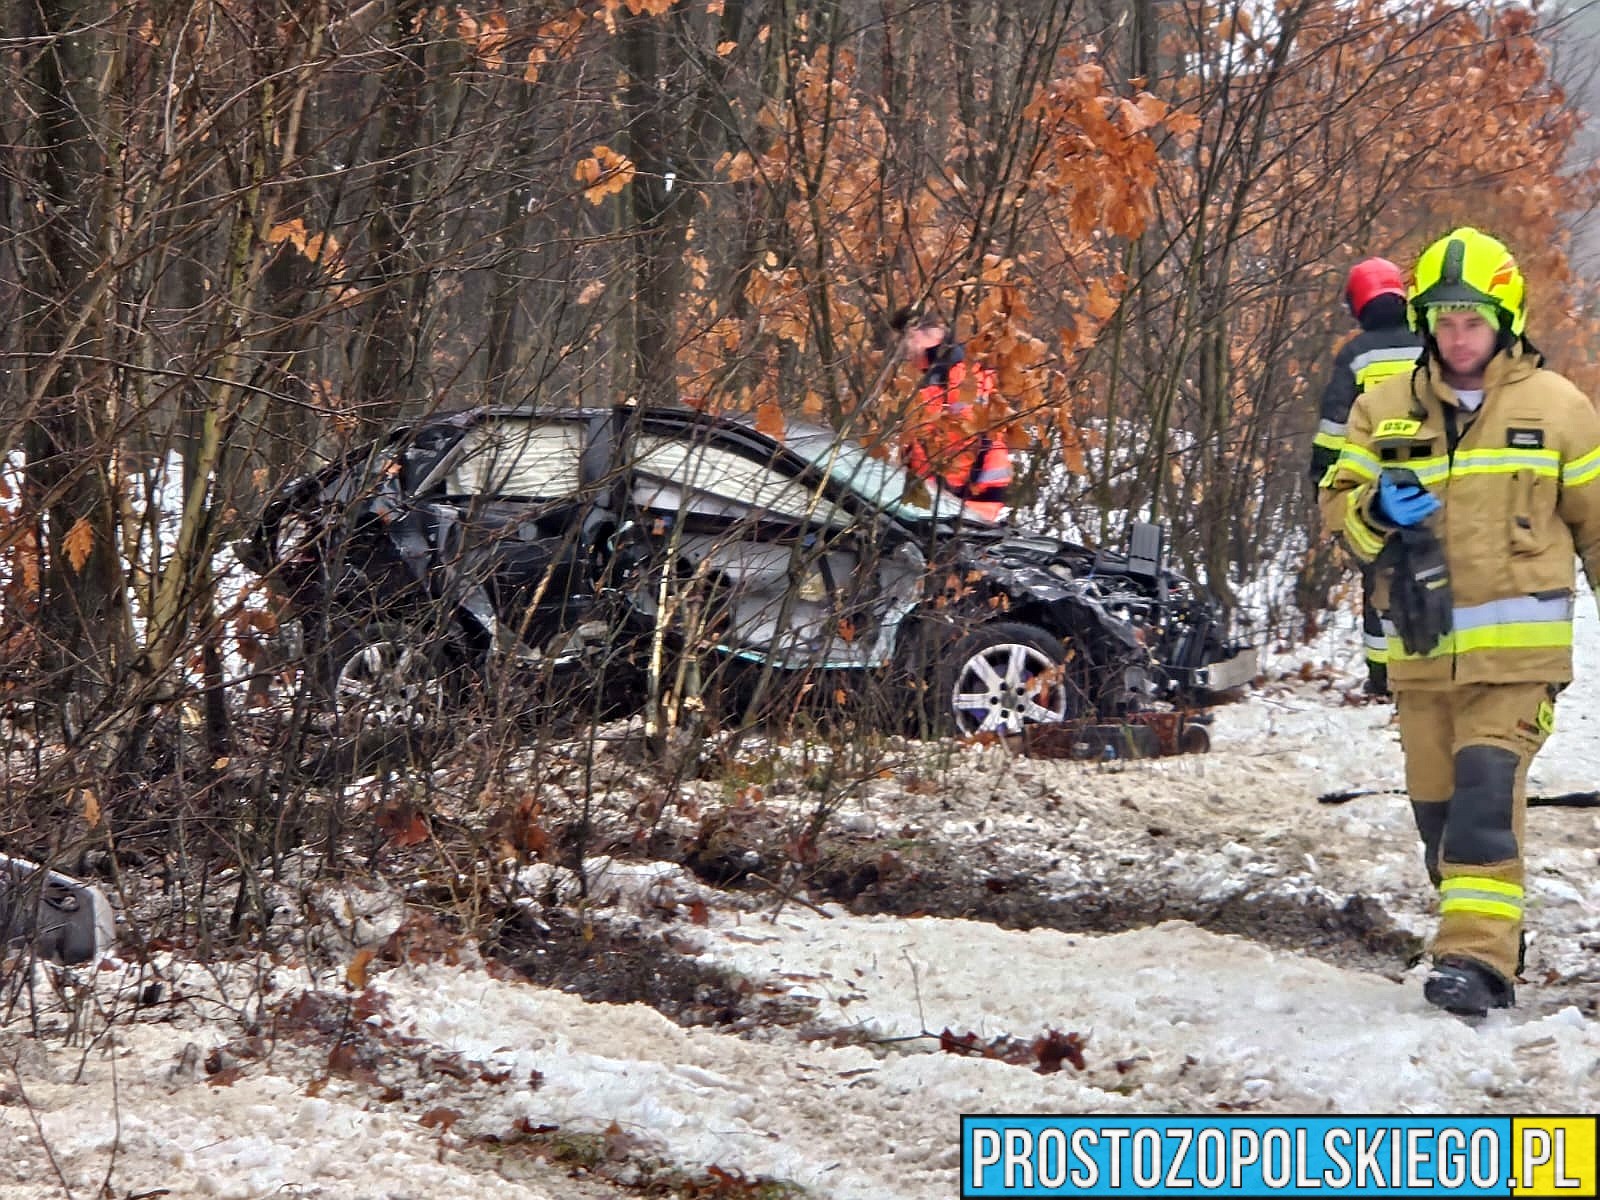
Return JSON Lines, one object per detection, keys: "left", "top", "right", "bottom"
{"left": 433, "top": 404, "right": 841, "bottom": 445}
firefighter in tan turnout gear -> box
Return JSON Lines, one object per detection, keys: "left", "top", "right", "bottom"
{"left": 1319, "top": 227, "right": 1600, "bottom": 1017}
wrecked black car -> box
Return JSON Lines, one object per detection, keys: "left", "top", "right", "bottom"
{"left": 2, "top": 852, "right": 114, "bottom": 966}
{"left": 239, "top": 407, "right": 1255, "bottom": 736}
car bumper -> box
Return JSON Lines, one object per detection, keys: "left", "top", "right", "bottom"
{"left": 1194, "top": 644, "right": 1259, "bottom": 693}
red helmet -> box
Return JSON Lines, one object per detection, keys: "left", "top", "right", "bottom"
{"left": 1345, "top": 257, "right": 1406, "bottom": 318}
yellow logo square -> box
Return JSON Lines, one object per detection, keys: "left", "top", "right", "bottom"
{"left": 1512, "top": 1117, "right": 1597, "bottom": 1196}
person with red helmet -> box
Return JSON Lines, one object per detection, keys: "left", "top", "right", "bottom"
{"left": 1312, "top": 257, "right": 1425, "bottom": 695}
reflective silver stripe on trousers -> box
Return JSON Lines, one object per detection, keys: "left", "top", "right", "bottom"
{"left": 1441, "top": 885, "right": 1522, "bottom": 908}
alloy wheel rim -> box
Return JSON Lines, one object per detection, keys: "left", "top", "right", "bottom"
{"left": 950, "top": 642, "right": 1068, "bottom": 734}
{"left": 335, "top": 641, "right": 443, "bottom": 730}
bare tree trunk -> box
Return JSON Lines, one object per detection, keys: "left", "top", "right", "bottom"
{"left": 622, "top": 11, "right": 690, "bottom": 408}
{"left": 19, "top": 0, "right": 124, "bottom": 738}
{"left": 484, "top": 179, "right": 531, "bottom": 402}
{"left": 349, "top": 0, "right": 430, "bottom": 428}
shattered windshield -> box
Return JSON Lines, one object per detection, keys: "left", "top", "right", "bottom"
{"left": 783, "top": 429, "right": 991, "bottom": 524}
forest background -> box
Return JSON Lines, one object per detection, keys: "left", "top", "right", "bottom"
{"left": 3, "top": 0, "right": 1600, "bottom": 801}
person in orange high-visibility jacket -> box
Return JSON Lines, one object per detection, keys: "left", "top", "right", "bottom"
{"left": 1318, "top": 227, "right": 1600, "bottom": 1019}
{"left": 898, "top": 315, "right": 1013, "bottom": 521}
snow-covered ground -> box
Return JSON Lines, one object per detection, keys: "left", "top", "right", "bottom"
{"left": 3, "top": 598, "right": 1598, "bottom": 1199}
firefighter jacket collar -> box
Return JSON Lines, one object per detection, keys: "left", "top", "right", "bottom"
{"left": 1421, "top": 343, "right": 1538, "bottom": 412}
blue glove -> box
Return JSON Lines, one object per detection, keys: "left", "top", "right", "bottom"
{"left": 1375, "top": 469, "right": 1440, "bottom": 527}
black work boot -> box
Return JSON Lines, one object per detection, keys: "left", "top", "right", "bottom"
{"left": 1424, "top": 956, "right": 1515, "bottom": 1018}
{"left": 1363, "top": 662, "right": 1389, "bottom": 697}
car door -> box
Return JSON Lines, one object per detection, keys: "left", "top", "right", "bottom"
{"left": 433, "top": 415, "right": 605, "bottom": 649}
{"left": 621, "top": 422, "right": 898, "bottom": 669}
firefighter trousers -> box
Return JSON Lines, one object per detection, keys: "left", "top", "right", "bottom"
{"left": 1359, "top": 563, "right": 1387, "bottom": 689}
{"left": 1394, "top": 681, "right": 1556, "bottom": 984}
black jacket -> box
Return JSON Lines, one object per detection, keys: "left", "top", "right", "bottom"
{"left": 1311, "top": 308, "right": 1423, "bottom": 485}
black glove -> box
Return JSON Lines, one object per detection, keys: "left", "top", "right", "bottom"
{"left": 1380, "top": 524, "right": 1452, "bottom": 656}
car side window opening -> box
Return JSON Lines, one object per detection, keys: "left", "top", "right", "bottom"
{"left": 783, "top": 432, "right": 972, "bottom": 523}
{"left": 630, "top": 434, "right": 848, "bottom": 528}
{"left": 446, "top": 420, "right": 586, "bottom": 499}
{"left": 434, "top": 420, "right": 599, "bottom": 623}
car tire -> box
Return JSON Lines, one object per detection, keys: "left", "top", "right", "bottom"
{"left": 320, "top": 621, "right": 457, "bottom": 736}
{"left": 935, "top": 621, "right": 1082, "bottom": 736}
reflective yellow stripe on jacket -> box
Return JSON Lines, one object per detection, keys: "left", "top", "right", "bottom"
{"left": 1351, "top": 349, "right": 1418, "bottom": 391}
{"left": 1312, "top": 418, "right": 1347, "bottom": 455}
{"left": 1333, "top": 443, "right": 1380, "bottom": 481}
{"left": 1451, "top": 447, "right": 1561, "bottom": 478}
{"left": 1383, "top": 594, "right": 1574, "bottom": 662}
{"left": 1343, "top": 491, "right": 1386, "bottom": 557}
{"left": 1563, "top": 445, "right": 1600, "bottom": 487}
